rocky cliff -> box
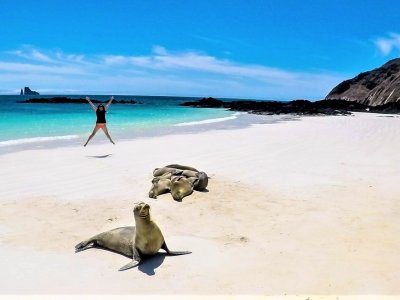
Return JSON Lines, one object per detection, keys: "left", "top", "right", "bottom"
{"left": 325, "top": 58, "right": 400, "bottom": 106}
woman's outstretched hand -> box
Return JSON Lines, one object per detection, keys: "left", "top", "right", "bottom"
{"left": 86, "top": 96, "right": 90, "bottom": 101}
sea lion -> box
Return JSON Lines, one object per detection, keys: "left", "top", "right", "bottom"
{"left": 192, "top": 171, "right": 209, "bottom": 191}
{"left": 149, "top": 177, "right": 171, "bottom": 198}
{"left": 153, "top": 167, "right": 180, "bottom": 177}
{"left": 165, "top": 164, "right": 199, "bottom": 172}
{"left": 75, "top": 202, "right": 191, "bottom": 271}
{"left": 158, "top": 172, "right": 173, "bottom": 180}
{"left": 170, "top": 176, "right": 193, "bottom": 201}
{"left": 181, "top": 170, "right": 198, "bottom": 178}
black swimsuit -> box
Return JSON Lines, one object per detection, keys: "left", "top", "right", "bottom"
{"left": 96, "top": 109, "right": 106, "bottom": 123}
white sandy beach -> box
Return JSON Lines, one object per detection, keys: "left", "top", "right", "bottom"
{"left": 0, "top": 112, "right": 399, "bottom": 295}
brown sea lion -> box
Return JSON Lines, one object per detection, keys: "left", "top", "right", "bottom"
{"left": 153, "top": 167, "right": 184, "bottom": 177}
{"left": 75, "top": 202, "right": 191, "bottom": 271}
{"left": 193, "top": 171, "right": 209, "bottom": 191}
{"left": 181, "top": 170, "right": 198, "bottom": 178}
{"left": 170, "top": 176, "right": 194, "bottom": 201}
{"left": 165, "top": 164, "right": 199, "bottom": 172}
{"left": 148, "top": 177, "right": 171, "bottom": 198}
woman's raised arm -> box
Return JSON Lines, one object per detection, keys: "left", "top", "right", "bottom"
{"left": 86, "top": 96, "right": 97, "bottom": 111}
{"left": 105, "top": 96, "right": 114, "bottom": 110}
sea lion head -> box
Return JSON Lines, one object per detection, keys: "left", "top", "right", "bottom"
{"left": 148, "top": 178, "right": 160, "bottom": 198}
{"left": 133, "top": 202, "right": 151, "bottom": 221}
{"left": 149, "top": 177, "right": 171, "bottom": 198}
{"left": 171, "top": 176, "right": 193, "bottom": 201}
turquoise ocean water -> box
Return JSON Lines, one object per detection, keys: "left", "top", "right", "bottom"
{"left": 0, "top": 95, "right": 249, "bottom": 153}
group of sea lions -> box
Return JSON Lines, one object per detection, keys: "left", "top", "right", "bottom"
{"left": 75, "top": 164, "right": 208, "bottom": 271}
{"left": 149, "top": 164, "right": 209, "bottom": 201}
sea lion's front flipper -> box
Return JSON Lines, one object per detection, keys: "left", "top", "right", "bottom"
{"left": 118, "top": 259, "right": 140, "bottom": 271}
{"left": 118, "top": 247, "right": 141, "bottom": 271}
{"left": 161, "top": 242, "right": 192, "bottom": 256}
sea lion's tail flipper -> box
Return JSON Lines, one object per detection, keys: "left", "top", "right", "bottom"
{"left": 119, "top": 259, "right": 140, "bottom": 271}
{"left": 162, "top": 242, "right": 192, "bottom": 256}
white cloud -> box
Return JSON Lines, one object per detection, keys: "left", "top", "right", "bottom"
{"left": 0, "top": 46, "right": 345, "bottom": 99}
{"left": 9, "top": 48, "right": 59, "bottom": 64}
{"left": 374, "top": 33, "right": 400, "bottom": 55}
{"left": 101, "top": 48, "right": 309, "bottom": 84}
{"left": 8, "top": 47, "right": 90, "bottom": 65}
{"left": 0, "top": 61, "right": 85, "bottom": 75}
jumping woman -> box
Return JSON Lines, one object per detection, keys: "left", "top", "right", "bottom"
{"left": 84, "top": 96, "right": 116, "bottom": 146}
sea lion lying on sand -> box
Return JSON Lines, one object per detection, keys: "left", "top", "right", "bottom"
{"left": 150, "top": 164, "right": 209, "bottom": 201}
{"left": 153, "top": 167, "right": 179, "bottom": 177}
{"left": 170, "top": 176, "right": 194, "bottom": 201}
{"left": 181, "top": 170, "right": 198, "bottom": 178}
{"left": 165, "top": 164, "right": 199, "bottom": 172}
{"left": 191, "top": 171, "right": 209, "bottom": 191}
{"left": 149, "top": 177, "right": 171, "bottom": 198}
{"left": 75, "top": 202, "right": 191, "bottom": 271}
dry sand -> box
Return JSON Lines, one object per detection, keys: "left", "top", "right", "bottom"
{"left": 0, "top": 112, "right": 399, "bottom": 296}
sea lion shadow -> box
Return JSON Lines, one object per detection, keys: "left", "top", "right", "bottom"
{"left": 198, "top": 188, "right": 209, "bottom": 193}
{"left": 86, "top": 154, "right": 113, "bottom": 159}
{"left": 138, "top": 253, "right": 166, "bottom": 276}
{"left": 80, "top": 245, "right": 166, "bottom": 275}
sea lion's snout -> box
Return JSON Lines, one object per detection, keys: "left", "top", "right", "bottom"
{"left": 148, "top": 190, "right": 156, "bottom": 198}
{"left": 133, "top": 202, "right": 151, "bottom": 218}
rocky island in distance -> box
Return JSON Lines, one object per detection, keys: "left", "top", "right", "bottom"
{"left": 20, "top": 87, "right": 39, "bottom": 95}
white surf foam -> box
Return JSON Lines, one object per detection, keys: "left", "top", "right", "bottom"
{"left": 0, "top": 135, "right": 80, "bottom": 147}
{"left": 174, "top": 112, "right": 241, "bottom": 127}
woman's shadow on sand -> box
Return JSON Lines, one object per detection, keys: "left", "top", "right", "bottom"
{"left": 86, "top": 154, "right": 113, "bottom": 159}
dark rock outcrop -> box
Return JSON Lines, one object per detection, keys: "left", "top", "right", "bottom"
{"left": 21, "top": 87, "right": 39, "bottom": 95}
{"left": 326, "top": 58, "right": 400, "bottom": 106}
{"left": 18, "top": 97, "right": 138, "bottom": 104}
{"left": 182, "top": 97, "right": 226, "bottom": 108}
{"left": 181, "top": 97, "right": 375, "bottom": 115}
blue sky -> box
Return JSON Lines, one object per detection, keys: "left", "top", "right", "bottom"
{"left": 0, "top": 0, "right": 399, "bottom": 99}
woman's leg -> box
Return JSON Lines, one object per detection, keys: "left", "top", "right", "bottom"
{"left": 84, "top": 126, "right": 101, "bottom": 146}
{"left": 101, "top": 126, "right": 115, "bottom": 144}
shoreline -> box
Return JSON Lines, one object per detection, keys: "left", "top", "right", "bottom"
{"left": 2, "top": 110, "right": 397, "bottom": 156}
{"left": 0, "top": 112, "right": 296, "bottom": 156}
{"left": 0, "top": 112, "right": 399, "bottom": 294}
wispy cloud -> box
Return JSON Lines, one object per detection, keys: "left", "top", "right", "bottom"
{"left": 0, "top": 61, "right": 86, "bottom": 75}
{"left": 101, "top": 46, "right": 333, "bottom": 85}
{"left": 0, "top": 46, "right": 345, "bottom": 99}
{"left": 374, "top": 33, "right": 400, "bottom": 55}
{"left": 7, "top": 46, "right": 89, "bottom": 65}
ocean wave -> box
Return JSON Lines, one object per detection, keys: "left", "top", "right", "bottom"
{"left": 174, "top": 112, "right": 241, "bottom": 127}
{"left": 0, "top": 135, "right": 80, "bottom": 147}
